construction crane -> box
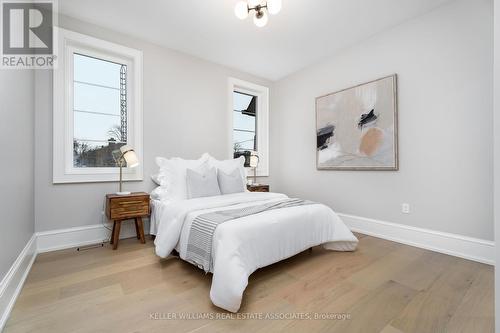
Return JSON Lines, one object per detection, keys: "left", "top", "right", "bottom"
{"left": 119, "top": 65, "right": 127, "bottom": 143}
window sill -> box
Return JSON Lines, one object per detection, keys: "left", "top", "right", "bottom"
{"left": 53, "top": 170, "right": 143, "bottom": 184}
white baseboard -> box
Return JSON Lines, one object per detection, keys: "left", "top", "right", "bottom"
{"left": 339, "top": 213, "right": 495, "bottom": 265}
{"left": 37, "top": 220, "right": 150, "bottom": 253}
{"left": 0, "top": 235, "right": 37, "bottom": 332}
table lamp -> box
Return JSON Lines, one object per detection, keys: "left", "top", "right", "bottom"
{"left": 249, "top": 153, "right": 259, "bottom": 185}
{"left": 112, "top": 145, "right": 139, "bottom": 195}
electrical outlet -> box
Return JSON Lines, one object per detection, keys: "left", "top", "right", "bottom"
{"left": 401, "top": 203, "right": 410, "bottom": 214}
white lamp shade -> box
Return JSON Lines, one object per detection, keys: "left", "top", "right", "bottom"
{"left": 234, "top": 1, "right": 248, "bottom": 20}
{"left": 267, "top": 0, "right": 282, "bottom": 15}
{"left": 120, "top": 145, "right": 139, "bottom": 168}
{"left": 253, "top": 10, "right": 268, "bottom": 27}
{"left": 249, "top": 155, "right": 259, "bottom": 168}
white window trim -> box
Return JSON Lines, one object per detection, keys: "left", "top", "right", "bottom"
{"left": 53, "top": 28, "right": 143, "bottom": 184}
{"left": 228, "top": 77, "right": 269, "bottom": 177}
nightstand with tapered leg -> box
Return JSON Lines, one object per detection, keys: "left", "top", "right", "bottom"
{"left": 105, "top": 192, "right": 150, "bottom": 250}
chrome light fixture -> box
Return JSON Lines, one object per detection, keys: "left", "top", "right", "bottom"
{"left": 234, "top": 0, "right": 282, "bottom": 27}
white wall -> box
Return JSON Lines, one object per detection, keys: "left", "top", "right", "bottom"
{"left": 34, "top": 15, "right": 272, "bottom": 232}
{"left": 270, "top": 0, "right": 493, "bottom": 240}
{"left": 494, "top": 0, "right": 499, "bottom": 330}
{"left": 0, "top": 70, "right": 35, "bottom": 279}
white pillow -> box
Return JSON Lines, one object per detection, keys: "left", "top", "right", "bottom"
{"left": 150, "top": 186, "right": 168, "bottom": 200}
{"left": 217, "top": 168, "right": 245, "bottom": 194}
{"left": 186, "top": 166, "right": 221, "bottom": 199}
{"left": 151, "top": 173, "right": 161, "bottom": 186}
{"left": 155, "top": 153, "right": 210, "bottom": 200}
{"left": 208, "top": 155, "right": 247, "bottom": 186}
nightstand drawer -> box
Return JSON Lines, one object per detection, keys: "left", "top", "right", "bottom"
{"left": 110, "top": 198, "right": 148, "bottom": 209}
{"left": 110, "top": 206, "right": 149, "bottom": 219}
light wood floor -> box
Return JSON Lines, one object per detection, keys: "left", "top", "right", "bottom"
{"left": 4, "top": 233, "right": 494, "bottom": 333}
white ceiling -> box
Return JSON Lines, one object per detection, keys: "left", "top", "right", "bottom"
{"left": 59, "top": 0, "right": 452, "bottom": 81}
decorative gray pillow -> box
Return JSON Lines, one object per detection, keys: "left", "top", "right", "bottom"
{"left": 217, "top": 168, "right": 245, "bottom": 194}
{"left": 186, "top": 167, "right": 221, "bottom": 199}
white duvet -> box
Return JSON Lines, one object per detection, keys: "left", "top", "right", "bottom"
{"left": 154, "top": 192, "right": 358, "bottom": 312}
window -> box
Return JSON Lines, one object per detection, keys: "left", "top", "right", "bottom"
{"left": 233, "top": 91, "right": 257, "bottom": 153}
{"left": 73, "top": 54, "right": 127, "bottom": 168}
{"left": 228, "top": 78, "right": 269, "bottom": 177}
{"left": 53, "top": 29, "right": 143, "bottom": 183}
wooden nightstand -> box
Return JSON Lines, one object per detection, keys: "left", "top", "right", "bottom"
{"left": 105, "top": 192, "right": 150, "bottom": 250}
{"left": 247, "top": 184, "right": 270, "bottom": 192}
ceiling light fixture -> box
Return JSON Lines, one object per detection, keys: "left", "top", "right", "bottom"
{"left": 234, "top": 0, "right": 282, "bottom": 28}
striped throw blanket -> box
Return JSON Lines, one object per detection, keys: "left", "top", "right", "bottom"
{"left": 185, "top": 198, "right": 315, "bottom": 272}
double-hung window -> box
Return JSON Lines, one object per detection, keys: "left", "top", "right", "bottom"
{"left": 53, "top": 29, "right": 143, "bottom": 183}
{"left": 228, "top": 78, "right": 269, "bottom": 176}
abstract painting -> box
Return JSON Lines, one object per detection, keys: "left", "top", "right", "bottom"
{"left": 316, "top": 74, "right": 398, "bottom": 170}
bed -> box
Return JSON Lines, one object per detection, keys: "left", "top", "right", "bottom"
{"left": 151, "top": 191, "right": 358, "bottom": 312}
